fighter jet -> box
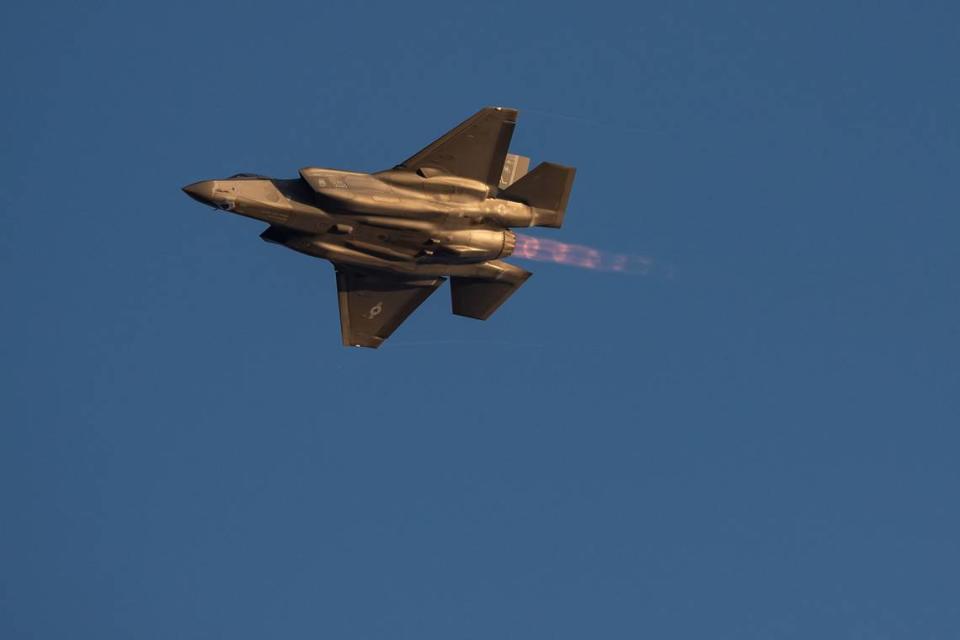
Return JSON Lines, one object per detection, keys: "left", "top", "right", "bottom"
{"left": 182, "top": 107, "right": 575, "bottom": 348}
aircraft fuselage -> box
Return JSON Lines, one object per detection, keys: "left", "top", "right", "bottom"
{"left": 181, "top": 106, "right": 576, "bottom": 347}
{"left": 183, "top": 169, "right": 534, "bottom": 278}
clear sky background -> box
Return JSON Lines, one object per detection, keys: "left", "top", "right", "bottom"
{"left": 2, "top": 1, "right": 959, "bottom": 638}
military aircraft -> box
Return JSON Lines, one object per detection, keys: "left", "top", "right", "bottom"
{"left": 182, "top": 107, "right": 576, "bottom": 348}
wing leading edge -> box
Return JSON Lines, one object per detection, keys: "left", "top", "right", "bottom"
{"left": 395, "top": 107, "right": 518, "bottom": 187}
{"left": 335, "top": 268, "right": 445, "bottom": 348}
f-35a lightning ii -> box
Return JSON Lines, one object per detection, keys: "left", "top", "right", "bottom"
{"left": 183, "top": 107, "right": 576, "bottom": 348}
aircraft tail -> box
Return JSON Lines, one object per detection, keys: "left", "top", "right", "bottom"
{"left": 500, "top": 161, "right": 576, "bottom": 228}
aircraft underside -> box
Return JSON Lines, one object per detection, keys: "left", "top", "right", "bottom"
{"left": 183, "top": 106, "right": 575, "bottom": 347}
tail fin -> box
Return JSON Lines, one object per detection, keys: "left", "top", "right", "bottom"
{"left": 498, "top": 153, "right": 531, "bottom": 189}
{"left": 499, "top": 161, "right": 576, "bottom": 228}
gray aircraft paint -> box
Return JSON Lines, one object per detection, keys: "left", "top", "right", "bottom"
{"left": 183, "top": 107, "right": 576, "bottom": 348}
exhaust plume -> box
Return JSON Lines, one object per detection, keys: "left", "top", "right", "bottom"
{"left": 514, "top": 234, "right": 654, "bottom": 275}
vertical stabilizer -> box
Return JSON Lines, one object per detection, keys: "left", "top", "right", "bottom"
{"left": 499, "top": 162, "right": 576, "bottom": 228}
{"left": 499, "top": 153, "right": 531, "bottom": 189}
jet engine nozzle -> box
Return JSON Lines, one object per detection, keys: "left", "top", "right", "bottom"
{"left": 501, "top": 229, "right": 517, "bottom": 257}
{"left": 432, "top": 229, "right": 516, "bottom": 262}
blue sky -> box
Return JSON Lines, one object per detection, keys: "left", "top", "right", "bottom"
{"left": 2, "top": 1, "right": 959, "bottom": 638}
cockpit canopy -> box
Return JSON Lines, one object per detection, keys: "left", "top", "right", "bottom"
{"left": 228, "top": 173, "right": 268, "bottom": 180}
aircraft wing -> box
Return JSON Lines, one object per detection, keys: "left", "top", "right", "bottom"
{"left": 396, "top": 107, "right": 518, "bottom": 188}
{"left": 335, "top": 268, "right": 445, "bottom": 348}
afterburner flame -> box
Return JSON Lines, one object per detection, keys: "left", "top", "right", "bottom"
{"left": 514, "top": 234, "right": 653, "bottom": 274}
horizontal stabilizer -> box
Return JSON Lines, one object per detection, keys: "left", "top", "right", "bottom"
{"left": 499, "top": 162, "right": 576, "bottom": 228}
{"left": 450, "top": 269, "right": 532, "bottom": 320}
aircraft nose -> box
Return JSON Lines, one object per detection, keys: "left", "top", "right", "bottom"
{"left": 182, "top": 180, "right": 216, "bottom": 204}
